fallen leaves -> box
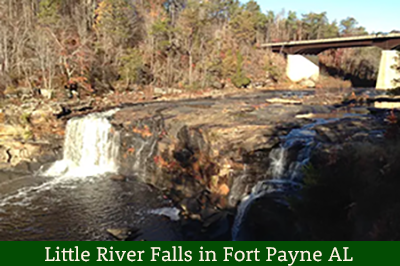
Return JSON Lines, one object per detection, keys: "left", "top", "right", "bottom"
{"left": 218, "top": 183, "right": 230, "bottom": 196}
{"left": 386, "top": 109, "right": 398, "bottom": 124}
{"left": 132, "top": 125, "right": 153, "bottom": 138}
{"left": 154, "top": 155, "right": 176, "bottom": 169}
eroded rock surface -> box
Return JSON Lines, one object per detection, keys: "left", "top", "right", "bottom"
{"left": 107, "top": 92, "right": 396, "bottom": 240}
{"left": 110, "top": 93, "right": 363, "bottom": 208}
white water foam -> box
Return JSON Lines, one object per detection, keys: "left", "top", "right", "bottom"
{"left": 0, "top": 110, "right": 120, "bottom": 210}
{"left": 147, "top": 207, "right": 181, "bottom": 221}
{"left": 45, "top": 109, "right": 120, "bottom": 178}
{"left": 232, "top": 125, "right": 319, "bottom": 240}
{"left": 268, "top": 148, "right": 286, "bottom": 179}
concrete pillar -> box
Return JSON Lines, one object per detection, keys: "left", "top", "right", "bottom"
{"left": 376, "top": 50, "right": 399, "bottom": 90}
{"left": 286, "top": 54, "right": 319, "bottom": 82}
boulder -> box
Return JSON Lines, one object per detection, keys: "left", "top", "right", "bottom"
{"left": 299, "top": 79, "right": 316, "bottom": 88}
{"left": 40, "top": 89, "right": 52, "bottom": 99}
{"left": 211, "top": 81, "right": 225, "bottom": 90}
{"left": 107, "top": 228, "right": 142, "bottom": 241}
{"left": 266, "top": 98, "right": 302, "bottom": 105}
{"left": 110, "top": 175, "right": 127, "bottom": 181}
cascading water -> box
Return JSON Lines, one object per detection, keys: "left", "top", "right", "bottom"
{"left": 268, "top": 148, "right": 286, "bottom": 179}
{"left": 0, "top": 110, "right": 120, "bottom": 210}
{"left": 232, "top": 122, "right": 319, "bottom": 241}
{"left": 147, "top": 207, "right": 181, "bottom": 221}
{"left": 277, "top": 127, "right": 317, "bottom": 182}
{"left": 44, "top": 109, "right": 120, "bottom": 178}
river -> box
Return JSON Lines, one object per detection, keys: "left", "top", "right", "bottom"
{"left": 0, "top": 110, "right": 183, "bottom": 241}
{"left": 0, "top": 88, "right": 385, "bottom": 241}
{"left": 0, "top": 171, "right": 183, "bottom": 240}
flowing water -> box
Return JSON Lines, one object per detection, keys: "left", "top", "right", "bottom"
{"left": 0, "top": 89, "right": 375, "bottom": 241}
{"left": 0, "top": 110, "right": 182, "bottom": 241}
{"left": 232, "top": 118, "right": 338, "bottom": 240}
{"left": 44, "top": 110, "right": 120, "bottom": 177}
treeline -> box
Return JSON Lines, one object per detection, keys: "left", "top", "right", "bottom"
{"left": 0, "top": 0, "right": 386, "bottom": 99}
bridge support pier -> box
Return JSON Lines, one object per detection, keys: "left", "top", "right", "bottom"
{"left": 286, "top": 55, "right": 319, "bottom": 83}
{"left": 376, "top": 50, "right": 399, "bottom": 90}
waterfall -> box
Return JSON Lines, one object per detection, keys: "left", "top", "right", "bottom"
{"left": 232, "top": 125, "right": 317, "bottom": 240}
{"left": 268, "top": 148, "right": 286, "bottom": 179}
{"left": 275, "top": 127, "right": 316, "bottom": 181}
{"left": 45, "top": 110, "right": 120, "bottom": 178}
{"left": 0, "top": 110, "right": 120, "bottom": 210}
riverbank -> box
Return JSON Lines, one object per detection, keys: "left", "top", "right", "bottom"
{"left": 0, "top": 81, "right": 349, "bottom": 173}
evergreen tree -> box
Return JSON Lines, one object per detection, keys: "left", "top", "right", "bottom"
{"left": 38, "top": 0, "right": 62, "bottom": 26}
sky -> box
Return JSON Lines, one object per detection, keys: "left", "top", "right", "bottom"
{"left": 247, "top": 0, "right": 400, "bottom": 33}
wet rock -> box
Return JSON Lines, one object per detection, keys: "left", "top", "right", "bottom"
{"left": 315, "top": 126, "right": 339, "bottom": 143}
{"left": 266, "top": 98, "right": 302, "bottom": 105}
{"left": 54, "top": 106, "right": 72, "bottom": 119}
{"left": 179, "top": 192, "right": 208, "bottom": 215}
{"left": 107, "top": 228, "right": 142, "bottom": 241}
{"left": 352, "top": 107, "right": 371, "bottom": 115}
{"left": 351, "top": 132, "right": 370, "bottom": 141}
{"left": 240, "top": 106, "right": 256, "bottom": 113}
{"left": 173, "top": 148, "right": 195, "bottom": 168}
{"left": 0, "top": 140, "right": 61, "bottom": 172}
{"left": 236, "top": 195, "right": 297, "bottom": 240}
{"left": 30, "top": 103, "right": 61, "bottom": 124}
{"left": 252, "top": 81, "right": 266, "bottom": 89}
{"left": 211, "top": 81, "right": 225, "bottom": 90}
{"left": 299, "top": 79, "right": 316, "bottom": 88}
{"left": 0, "top": 148, "right": 11, "bottom": 163}
{"left": 153, "top": 87, "right": 183, "bottom": 95}
{"left": 13, "top": 161, "right": 34, "bottom": 173}
{"left": 228, "top": 174, "right": 257, "bottom": 207}
{"left": 0, "top": 124, "right": 24, "bottom": 139}
{"left": 179, "top": 207, "right": 233, "bottom": 241}
{"left": 112, "top": 92, "right": 383, "bottom": 208}
{"left": 110, "top": 175, "right": 127, "bottom": 181}
{"left": 40, "top": 89, "right": 52, "bottom": 99}
{"left": 201, "top": 210, "right": 232, "bottom": 240}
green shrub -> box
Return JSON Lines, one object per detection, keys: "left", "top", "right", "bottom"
{"left": 232, "top": 75, "right": 251, "bottom": 88}
{"left": 231, "top": 52, "right": 251, "bottom": 88}
{"left": 118, "top": 48, "right": 143, "bottom": 87}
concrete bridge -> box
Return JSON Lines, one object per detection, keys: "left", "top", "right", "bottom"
{"left": 262, "top": 33, "right": 400, "bottom": 89}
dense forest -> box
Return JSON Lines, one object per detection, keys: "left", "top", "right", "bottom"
{"left": 0, "top": 0, "right": 395, "bottom": 99}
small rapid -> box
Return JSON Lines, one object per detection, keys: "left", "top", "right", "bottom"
{"left": 232, "top": 119, "right": 330, "bottom": 241}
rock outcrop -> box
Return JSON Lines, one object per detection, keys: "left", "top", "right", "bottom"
{"left": 111, "top": 93, "right": 329, "bottom": 207}
{"left": 0, "top": 100, "right": 64, "bottom": 172}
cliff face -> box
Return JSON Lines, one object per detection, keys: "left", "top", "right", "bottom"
{"left": 110, "top": 93, "right": 387, "bottom": 210}
{"left": 112, "top": 96, "right": 308, "bottom": 207}
{"left": 2, "top": 89, "right": 399, "bottom": 240}
{"left": 1, "top": 91, "right": 389, "bottom": 204}
{"left": 0, "top": 101, "right": 65, "bottom": 173}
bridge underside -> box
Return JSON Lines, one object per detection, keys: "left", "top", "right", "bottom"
{"left": 264, "top": 35, "right": 400, "bottom": 55}
{"left": 285, "top": 51, "right": 400, "bottom": 89}
{"left": 262, "top": 35, "right": 400, "bottom": 89}
{"left": 269, "top": 38, "right": 400, "bottom": 55}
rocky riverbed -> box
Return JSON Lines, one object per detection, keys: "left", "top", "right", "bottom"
{"left": 1, "top": 89, "right": 400, "bottom": 240}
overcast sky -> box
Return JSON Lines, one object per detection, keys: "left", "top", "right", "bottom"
{"left": 246, "top": 0, "right": 400, "bottom": 33}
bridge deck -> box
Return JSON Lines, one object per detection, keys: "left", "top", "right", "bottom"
{"left": 261, "top": 33, "right": 400, "bottom": 54}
